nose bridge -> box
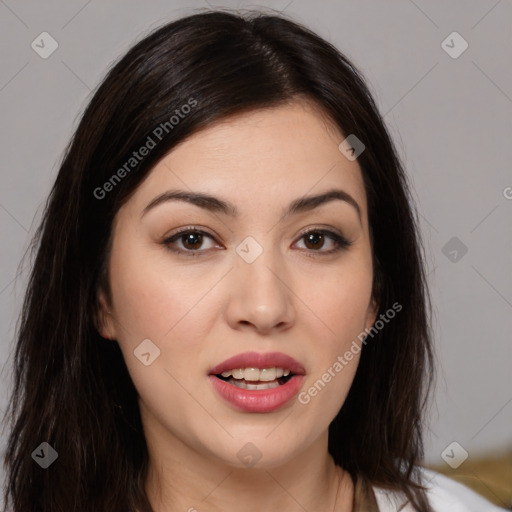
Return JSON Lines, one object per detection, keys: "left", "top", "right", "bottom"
{"left": 227, "top": 234, "right": 294, "bottom": 332}
{"left": 236, "top": 234, "right": 288, "bottom": 302}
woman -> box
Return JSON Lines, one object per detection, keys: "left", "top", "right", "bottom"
{"left": 1, "top": 9, "right": 503, "bottom": 512}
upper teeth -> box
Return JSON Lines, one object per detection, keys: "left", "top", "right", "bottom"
{"left": 220, "top": 367, "right": 291, "bottom": 381}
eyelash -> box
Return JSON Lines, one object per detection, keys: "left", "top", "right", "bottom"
{"left": 161, "top": 226, "right": 352, "bottom": 257}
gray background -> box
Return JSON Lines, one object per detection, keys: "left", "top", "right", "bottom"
{"left": 1, "top": 0, "right": 511, "bottom": 492}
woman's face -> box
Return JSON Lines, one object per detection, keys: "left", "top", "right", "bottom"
{"left": 98, "top": 100, "right": 377, "bottom": 469}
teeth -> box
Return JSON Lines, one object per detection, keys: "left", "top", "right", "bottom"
{"left": 220, "top": 367, "right": 291, "bottom": 381}
{"left": 228, "top": 378, "right": 281, "bottom": 390}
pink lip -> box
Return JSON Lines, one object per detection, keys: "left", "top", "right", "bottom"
{"left": 208, "top": 351, "right": 306, "bottom": 376}
{"left": 208, "top": 374, "right": 305, "bottom": 413}
{"left": 208, "top": 351, "right": 306, "bottom": 413}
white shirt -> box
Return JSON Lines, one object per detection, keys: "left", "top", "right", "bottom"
{"left": 373, "top": 467, "right": 506, "bottom": 511}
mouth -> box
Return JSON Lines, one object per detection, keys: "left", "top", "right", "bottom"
{"left": 208, "top": 352, "right": 306, "bottom": 413}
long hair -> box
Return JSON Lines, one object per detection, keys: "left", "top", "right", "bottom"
{"left": 2, "top": 9, "right": 434, "bottom": 511}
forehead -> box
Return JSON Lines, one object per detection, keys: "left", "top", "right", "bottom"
{"left": 124, "top": 100, "right": 368, "bottom": 220}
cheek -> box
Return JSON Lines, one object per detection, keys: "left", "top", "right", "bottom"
{"left": 295, "top": 257, "right": 372, "bottom": 412}
{"left": 299, "top": 260, "right": 373, "bottom": 339}
{"left": 109, "top": 263, "right": 177, "bottom": 340}
{"left": 108, "top": 238, "right": 201, "bottom": 341}
{"left": 107, "top": 237, "right": 219, "bottom": 382}
{"left": 107, "top": 248, "right": 207, "bottom": 421}
{"left": 294, "top": 350, "right": 360, "bottom": 447}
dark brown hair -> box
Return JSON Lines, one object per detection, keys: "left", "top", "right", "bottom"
{"left": 2, "top": 9, "right": 434, "bottom": 511}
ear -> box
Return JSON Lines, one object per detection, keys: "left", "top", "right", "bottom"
{"left": 95, "top": 288, "right": 117, "bottom": 340}
{"left": 364, "top": 296, "right": 379, "bottom": 332}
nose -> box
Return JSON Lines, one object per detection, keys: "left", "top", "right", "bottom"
{"left": 224, "top": 246, "right": 296, "bottom": 335}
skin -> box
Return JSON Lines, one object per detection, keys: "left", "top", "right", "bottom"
{"left": 97, "top": 99, "right": 378, "bottom": 512}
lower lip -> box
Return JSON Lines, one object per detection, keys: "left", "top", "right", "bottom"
{"left": 208, "top": 374, "right": 305, "bottom": 413}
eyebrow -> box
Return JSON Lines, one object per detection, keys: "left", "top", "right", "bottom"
{"left": 141, "top": 188, "right": 362, "bottom": 224}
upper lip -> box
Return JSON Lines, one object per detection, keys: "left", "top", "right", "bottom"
{"left": 209, "top": 351, "right": 306, "bottom": 375}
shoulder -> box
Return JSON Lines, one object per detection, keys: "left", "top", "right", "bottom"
{"left": 372, "top": 467, "right": 504, "bottom": 512}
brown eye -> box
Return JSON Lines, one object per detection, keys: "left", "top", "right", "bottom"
{"left": 303, "top": 232, "right": 325, "bottom": 250}
{"left": 181, "top": 232, "right": 203, "bottom": 250}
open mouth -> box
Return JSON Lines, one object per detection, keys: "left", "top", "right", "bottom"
{"left": 214, "top": 372, "right": 295, "bottom": 390}
{"left": 208, "top": 361, "right": 305, "bottom": 412}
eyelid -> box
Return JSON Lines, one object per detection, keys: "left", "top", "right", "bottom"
{"left": 295, "top": 224, "right": 347, "bottom": 240}
{"left": 164, "top": 225, "right": 217, "bottom": 240}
